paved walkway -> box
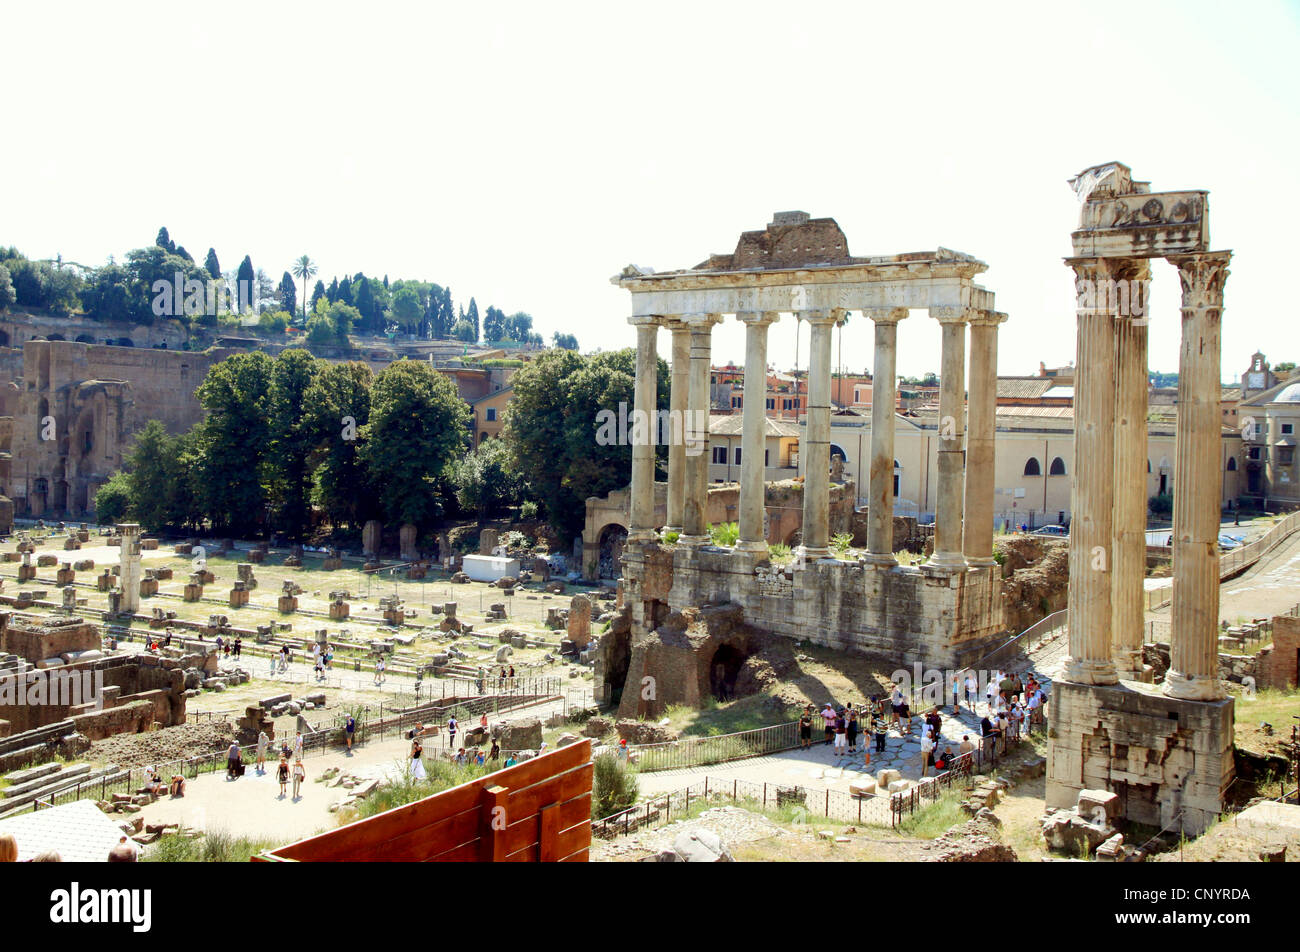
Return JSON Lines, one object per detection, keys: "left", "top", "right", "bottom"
{"left": 136, "top": 695, "right": 570, "bottom": 845}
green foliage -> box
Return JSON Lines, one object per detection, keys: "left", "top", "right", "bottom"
{"left": 1149, "top": 492, "right": 1173, "bottom": 516}
{"left": 122, "top": 420, "right": 195, "bottom": 530}
{"left": 552, "top": 332, "right": 579, "bottom": 351}
{"left": 591, "top": 752, "right": 639, "bottom": 820}
{"left": 451, "top": 319, "right": 477, "bottom": 343}
{"left": 519, "top": 500, "right": 538, "bottom": 521}
{"left": 144, "top": 829, "right": 279, "bottom": 863}
{"left": 190, "top": 351, "right": 273, "bottom": 533}
{"left": 361, "top": 361, "right": 470, "bottom": 527}
{"left": 94, "top": 472, "right": 133, "bottom": 524}
{"left": 449, "top": 438, "right": 524, "bottom": 519}
{"left": 710, "top": 521, "right": 740, "bottom": 546}
{"left": 0, "top": 263, "right": 15, "bottom": 311}
{"left": 304, "top": 361, "right": 375, "bottom": 528}
{"left": 258, "top": 310, "right": 290, "bottom": 335}
{"left": 263, "top": 349, "right": 324, "bottom": 538}
{"left": 662, "top": 529, "right": 680, "bottom": 545}
{"left": 499, "top": 530, "right": 530, "bottom": 551}
{"left": 831, "top": 531, "right": 853, "bottom": 556}
{"left": 388, "top": 285, "right": 423, "bottom": 334}
{"left": 504, "top": 348, "right": 669, "bottom": 539}
{"left": 767, "top": 542, "right": 792, "bottom": 563}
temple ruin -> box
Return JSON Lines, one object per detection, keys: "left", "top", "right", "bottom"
{"left": 1045, "top": 162, "right": 1235, "bottom": 835}
{"left": 597, "top": 211, "right": 1008, "bottom": 715}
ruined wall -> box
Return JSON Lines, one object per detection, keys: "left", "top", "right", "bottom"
{"left": 1258, "top": 614, "right": 1299, "bottom": 689}
{"left": 0, "top": 614, "right": 101, "bottom": 664}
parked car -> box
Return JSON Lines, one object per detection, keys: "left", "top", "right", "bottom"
{"left": 1217, "top": 533, "right": 1244, "bottom": 550}
{"left": 1031, "top": 525, "right": 1069, "bottom": 537}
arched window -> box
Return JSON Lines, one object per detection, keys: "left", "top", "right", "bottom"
{"left": 1023, "top": 458, "right": 1041, "bottom": 477}
{"left": 1049, "top": 457, "right": 1067, "bottom": 476}
{"left": 1226, "top": 457, "right": 1237, "bottom": 471}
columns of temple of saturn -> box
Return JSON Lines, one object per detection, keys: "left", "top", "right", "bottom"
{"left": 928, "top": 307, "right": 969, "bottom": 571}
{"left": 736, "top": 311, "right": 779, "bottom": 552}
{"left": 628, "top": 316, "right": 661, "bottom": 543}
{"left": 798, "top": 309, "right": 841, "bottom": 560}
{"left": 963, "top": 310, "right": 1007, "bottom": 568}
{"left": 864, "top": 308, "right": 908, "bottom": 565}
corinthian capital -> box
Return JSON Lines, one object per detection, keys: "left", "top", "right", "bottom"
{"left": 1168, "top": 251, "right": 1231, "bottom": 310}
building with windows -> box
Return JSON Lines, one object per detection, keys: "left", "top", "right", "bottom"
{"left": 1237, "top": 356, "right": 1300, "bottom": 506}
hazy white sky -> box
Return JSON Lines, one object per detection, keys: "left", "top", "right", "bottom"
{"left": 5, "top": 0, "right": 1297, "bottom": 379}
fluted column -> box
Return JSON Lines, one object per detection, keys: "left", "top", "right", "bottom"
{"left": 664, "top": 320, "right": 690, "bottom": 535}
{"left": 799, "top": 310, "right": 840, "bottom": 560}
{"left": 1112, "top": 262, "right": 1152, "bottom": 678}
{"left": 737, "top": 311, "right": 778, "bottom": 552}
{"left": 1064, "top": 258, "right": 1119, "bottom": 685}
{"left": 865, "top": 308, "right": 908, "bottom": 565}
{"left": 963, "top": 311, "right": 1006, "bottom": 568}
{"left": 680, "top": 313, "right": 721, "bottom": 545}
{"left": 928, "top": 308, "right": 968, "bottom": 571}
{"left": 1166, "top": 252, "right": 1232, "bottom": 701}
{"left": 628, "top": 317, "right": 660, "bottom": 542}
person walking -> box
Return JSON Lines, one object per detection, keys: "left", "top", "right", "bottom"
{"left": 256, "top": 730, "right": 269, "bottom": 773}
{"left": 233, "top": 637, "right": 241, "bottom": 659}
{"left": 226, "top": 742, "right": 242, "bottom": 780}
{"left": 965, "top": 671, "right": 979, "bottom": 712}
{"left": 374, "top": 657, "right": 385, "bottom": 685}
{"left": 293, "top": 731, "right": 304, "bottom": 763}
{"left": 410, "top": 737, "right": 427, "bottom": 780}
{"left": 447, "top": 715, "right": 458, "bottom": 750}
{"left": 345, "top": 714, "right": 356, "bottom": 752}
{"left": 276, "top": 756, "right": 290, "bottom": 797}
{"left": 291, "top": 760, "right": 306, "bottom": 799}
{"left": 832, "top": 708, "right": 848, "bottom": 757}
{"left": 873, "top": 708, "right": 889, "bottom": 754}
{"left": 949, "top": 672, "right": 962, "bottom": 715}
{"left": 820, "top": 703, "right": 836, "bottom": 746}
{"left": 920, "top": 730, "right": 936, "bottom": 777}
{"left": 846, "top": 705, "right": 859, "bottom": 754}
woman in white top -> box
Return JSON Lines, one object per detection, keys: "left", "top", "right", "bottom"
{"left": 256, "top": 731, "right": 269, "bottom": 773}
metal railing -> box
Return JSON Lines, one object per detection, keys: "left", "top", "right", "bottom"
{"left": 1145, "top": 511, "right": 1300, "bottom": 611}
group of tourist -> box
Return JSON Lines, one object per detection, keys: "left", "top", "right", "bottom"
{"left": 475, "top": 665, "right": 518, "bottom": 693}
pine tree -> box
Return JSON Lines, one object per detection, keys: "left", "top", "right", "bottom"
{"left": 204, "top": 248, "right": 221, "bottom": 280}
{"left": 156, "top": 227, "right": 175, "bottom": 252}
{"left": 327, "top": 277, "right": 339, "bottom": 303}
{"left": 466, "top": 298, "right": 480, "bottom": 341}
{"left": 337, "top": 275, "right": 354, "bottom": 306}
{"left": 278, "top": 272, "right": 297, "bottom": 315}
{"left": 236, "top": 255, "right": 256, "bottom": 313}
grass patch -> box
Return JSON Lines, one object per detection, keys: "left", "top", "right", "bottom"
{"left": 348, "top": 758, "right": 504, "bottom": 821}
{"left": 144, "top": 829, "right": 281, "bottom": 863}
{"left": 893, "top": 787, "right": 968, "bottom": 839}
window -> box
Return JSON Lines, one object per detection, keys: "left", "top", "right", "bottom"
{"left": 1283, "top": 423, "right": 1294, "bottom": 435}
{"left": 764, "top": 449, "right": 770, "bottom": 466}
{"left": 1226, "top": 457, "right": 1237, "bottom": 471}
{"left": 1249, "top": 447, "right": 1262, "bottom": 460}
{"left": 1049, "top": 457, "right": 1067, "bottom": 476}
{"left": 485, "top": 407, "right": 497, "bottom": 422}
{"left": 766, "top": 398, "right": 775, "bottom": 410}
{"left": 83, "top": 431, "right": 93, "bottom": 453}
{"left": 731, "top": 395, "right": 742, "bottom": 409}
{"left": 734, "top": 447, "right": 742, "bottom": 465}
{"left": 1281, "top": 446, "right": 1295, "bottom": 466}
{"left": 1023, "top": 458, "right": 1041, "bottom": 477}
{"left": 712, "top": 446, "right": 727, "bottom": 464}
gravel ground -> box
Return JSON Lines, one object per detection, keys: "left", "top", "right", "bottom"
{"left": 88, "top": 721, "right": 237, "bottom": 769}
{"left": 591, "top": 805, "right": 788, "bottom": 861}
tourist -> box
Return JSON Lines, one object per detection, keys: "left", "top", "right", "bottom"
{"left": 920, "top": 730, "right": 935, "bottom": 777}
{"left": 107, "top": 836, "right": 137, "bottom": 862}
{"left": 375, "top": 657, "right": 385, "bottom": 685}
{"left": 410, "top": 737, "right": 427, "bottom": 780}
{"left": 833, "top": 708, "right": 847, "bottom": 756}
{"left": 256, "top": 730, "right": 269, "bottom": 773}
{"left": 985, "top": 671, "right": 1000, "bottom": 712}
{"left": 821, "top": 702, "right": 837, "bottom": 745}
{"left": 454, "top": 747, "right": 467, "bottom": 766}
{"left": 447, "top": 715, "right": 458, "bottom": 749}
{"left": 959, "top": 734, "right": 975, "bottom": 757}
{"left": 949, "top": 672, "right": 962, "bottom": 715}
{"left": 996, "top": 709, "right": 1010, "bottom": 753}
{"left": 489, "top": 739, "right": 500, "bottom": 761}
{"left": 226, "top": 742, "right": 242, "bottom": 780}
{"left": 504, "top": 753, "right": 518, "bottom": 768}
{"left": 292, "top": 760, "right": 306, "bottom": 799}
{"left": 890, "top": 685, "right": 905, "bottom": 728}
{"left": 31, "top": 851, "right": 62, "bottom": 862}
{"left": 277, "top": 756, "right": 290, "bottom": 796}
{"left": 507, "top": 665, "right": 515, "bottom": 688}
{"left": 926, "top": 707, "right": 943, "bottom": 744}
{"left": 216, "top": 635, "right": 224, "bottom": 654}
{"left": 897, "top": 699, "right": 912, "bottom": 736}
{"left": 934, "top": 746, "right": 954, "bottom": 771}
{"left": 145, "top": 766, "right": 162, "bottom": 796}
{"left": 1008, "top": 697, "right": 1024, "bottom": 743}
{"left": 0, "top": 832, "right": 16, "bottom": 863}
{"left": 476, "top": 667, "right": 486, "bottom": 694}
{"left": 979, "top": 714, "right": 1001, "bottom": 760}
{"left": 314, "top": 656, "right": 325, "bottom": 682}
{"left": 480, "top": 711, "right": 489, "bottom": 731}
{"left": 233, "top": 637, "right": 241, "bottom": 659}
{"left": 293, "top": 731, "right": 305, "bottom": 762}
{"left": 345, "top": 714, "right": 356, "bottom": 752}
{"left": 846, "top": 705, "right": 860, "bottom": 754}
{"left": 873, "top": 709, "right": 889, "bottom": 754}
{"left": 475, "top": 749, "right": 486, "bottom": 767}
{"left": 799, "top": 705, "right": 814, "bottom": 749}
{"left": 169, "top": 774, "right": 186, "bottom": 797}
{"left": 965, "top": 671, "right": 979, "bottom": 711}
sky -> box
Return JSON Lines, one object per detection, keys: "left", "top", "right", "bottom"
{"left": 4, "top": 0, "right": 1298, "bottom": 381}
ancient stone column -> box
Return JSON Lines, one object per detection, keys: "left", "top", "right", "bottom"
{"left": 1064, "top": 258, "right": 1119, "bottom": 685}
{"left": 928, "top": 308, "right": 968, "bottom": 571}
{"left": 1166, "top": 252, "right": 1232, "bottom": 701}
{"left": 963, "top": 311, "right": 1006, "bottom": 568}
{"left": 628, "top": 317, "right": 660, "bottom": 543}
{"left": 865, "top": 308, "right": 908, "bottom": 565}
{"left": 680, "top": 314, "right": 720, "bottom": 545}
{"left": 1112, "top": 262, "right": 1152, "bottom": 678}
{"left": 799, "top": 310, "right": 840, "bottom": 560}
{"left": 737, "top": 311, "right": 778, "bottom": 552}
{"left": 664, "top": 320, "right": 691, "bottom": 535}
{"left": 117, "top": 523, "right": 142, "bottom": 614}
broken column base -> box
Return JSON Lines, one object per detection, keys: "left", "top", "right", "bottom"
{"left": 229, "top": 589, "right": 249, "bottom": 608}
{"left": 329, "top": 602, "right": 350, "bottom": 620}
{"left": 278, "top": 596, "right": 298, "bottom": 613}
{"left": 183, "top": 584, "right": 204, "bottom": 602}
{"left": 17, "top": 565, "right": 37, "bottom": 582}
{"left": 1045, "top": 678, "right": 1234, "bottom": 837}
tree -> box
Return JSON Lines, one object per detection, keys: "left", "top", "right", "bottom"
{"left": 355, "top": 276, "right": 377, "bottom": 334}
{"left": 552, "top": 332, "right": 578, "bottom": 351}
{"left": 310, "top": 280, "right": 326, "bottom": 313}
{"left": 79, "top": 263, "right": 137, "bottom": 323}
{"left": 94, "top": 472, "right": 133, "bottom": 524}
{"left": 122, "top": 420, "right": 192, "bottom": 530}
{"left": 451, "top": 438, "right": 523, "bottom": 519}
{"left": 236, "top": 256, "right": 256, "bottom": 313}
{"left": 337, "top": 274, "right": 354, "bottom": 307}
{"left": 483, "top": 306, "right": 506, "bottom": 342}
{"left": 291, "top": 255, "right": 317, "bottom": 320}
{"left": 504, "top": 348, "right": 669, "bottom": 539}
{"left": 204, "top": 248, "right": 221, "bottom": 280}
{"left": 0, "top": 263, "right": 17, "bottom": 311}
{"left": 504, "top": 311, "right": 533, "bottom": 342}
{"left": 155, "top": 227, "right": 176, "bottom": 253}
{"left": 258, "top": 311, "right": 290, "bottom": 335}
{"left": 1276, "top": 361, "right": 1297, "bottom": 375}
{"left": 190, "top": 352, "right": 273, "bottom": 533}
{"left": 451, "top": 319, "right": 476, "bottom": 343}
{"left": 304, "top": 361, "right": 375, "bottom": 527}
{"left": 388, "top": 286, "right": 423, "bottom": 335}
{"left": 361, "top": 361, "right": 470, "bottom": 527}
{"left": 277, "top": 272, "right": 297, "bottom": 316}
{"left": 466, "top": 298, "right": 480, "bottom": 341}
{"left": 264, "top": 349, "right": 324, "bottom": 538}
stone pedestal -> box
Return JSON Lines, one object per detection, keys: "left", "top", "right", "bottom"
{"left": 278, "top": 595, "right": 298, "bottom": 613}
{"left": 329, "top": 600, "right": 350, "bottom": 621}
{"left": 229, "top": 588, "right": 249, "bottom": 608}
{"left": 139, "top": 578, "right": 158, "bottom": 597}
{"left": 183, "top": 584, "right": 204, "bottom": 602}
{"left": 362, "top": 520, "right": 382, "bottom": 558}
{"left": 17, "top": 564, "right": 36, "bottom": 582}
{"left": 56, "top": 566, "right": 76, "bottom": 585}
{"left": 1045, "top": 679, "right": 1233, "bottom": 835}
